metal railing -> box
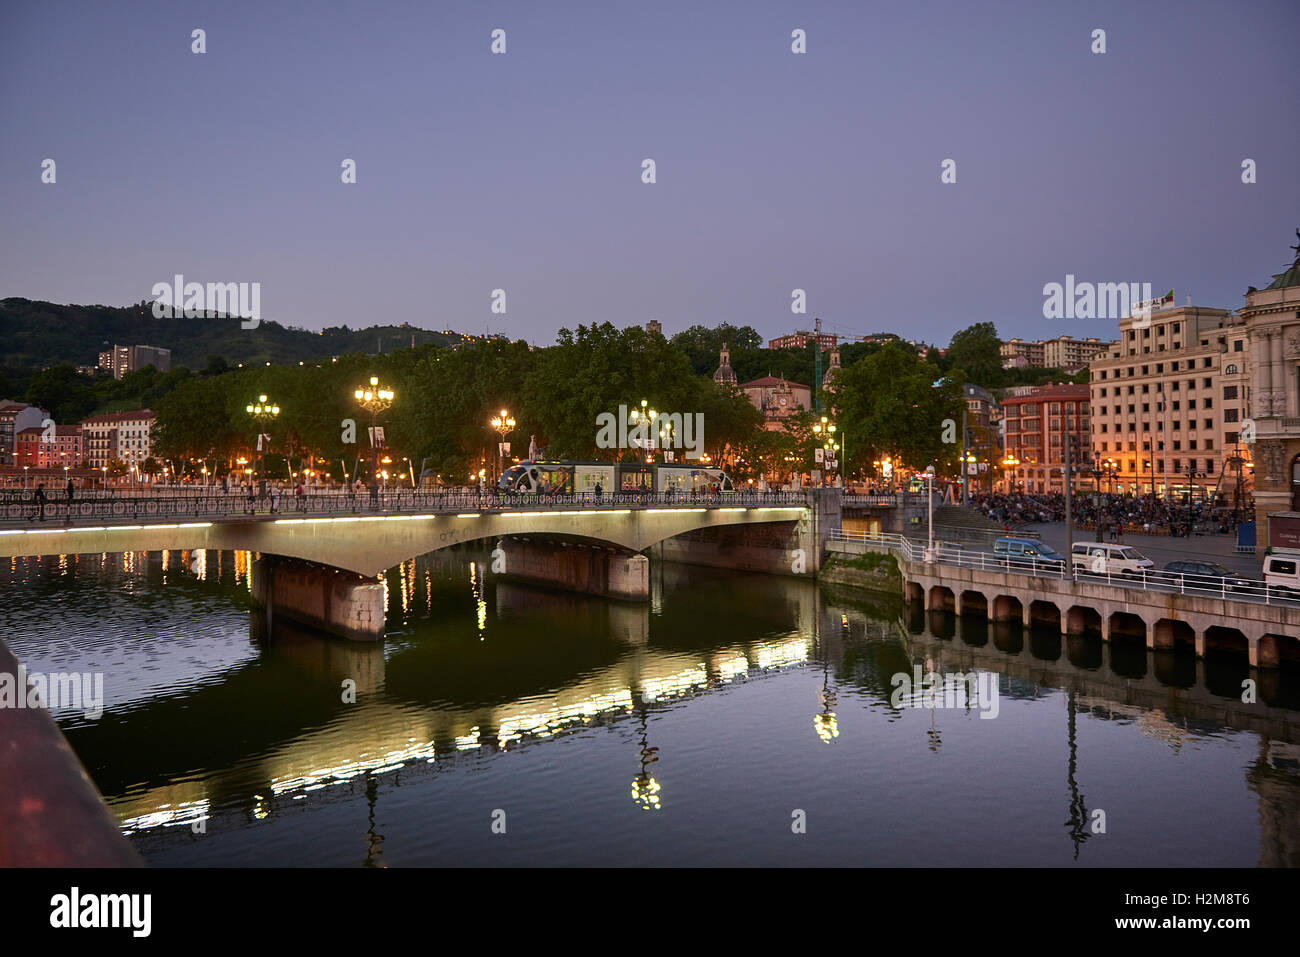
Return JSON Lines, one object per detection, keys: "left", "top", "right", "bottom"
{"left": 0, "top": 488, "right": 810, "bottom": 528}
{"left": 841, "top": 493, "right": 899, "bottom": 507}
{"left": 827, "top": 528, "right": 1299, "bottom": 607}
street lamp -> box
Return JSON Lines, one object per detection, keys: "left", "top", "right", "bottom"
{"left": 813, "top": 416, "right": 837, "bottom": 484}
{"left": 1001, "top": 455, "right": 1020, "bottom": 493}
{"left": 924, "top": 464, "right": 936, "bottom": 559}
{"left": 629, "top": 400, "right": 657, "bottom": 461}
{"left": 245, "top": 393, "right": 280, "bottom": 497}
{"left": 354, "top": 377, "right": 394, "bottom": 497}
{"left": 490, "top": 409, "right": 515, "bottom": 482}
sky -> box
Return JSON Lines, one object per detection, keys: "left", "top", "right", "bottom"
{"left": 1, "top": 0, "right": 1297, "bottom": 349}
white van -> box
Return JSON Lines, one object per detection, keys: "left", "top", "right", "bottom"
{"left": 1263, "top": 553, "right": 1300, "bottom": 591}
{"left": 1071, "top": 542, "right": 1155, "bottom": 575}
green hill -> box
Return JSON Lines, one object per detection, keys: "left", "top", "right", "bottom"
{"left": 0, "top": 298, "right": 469, "bottom": 369}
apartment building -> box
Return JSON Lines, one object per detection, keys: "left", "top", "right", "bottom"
{"left": 14, "top": 424, "right": 83, "bottom": 469}
{"left": 97, "top": 344, "right": 171, "bottom": 380}
{"left": 767, "top": 330, "right": 838, "bottom": 351}
{"left": 1088, "top": 304, "right": 1249, "bottom": 496}
{"left": 81, "top": 410, "right": 156, "bottom": 469}
{"left": 0, "top": 401, "right": 47, "bottom": 467}
{"left": 1001, "top": 336, "right": 1113, "bottom": 371}
{"left": 1000, "top": 384, "right": 1090, "bottom": 493}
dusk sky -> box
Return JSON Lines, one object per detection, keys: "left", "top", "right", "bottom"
{"left": 2, "top": 0, "right": 1297, "bottom": 348}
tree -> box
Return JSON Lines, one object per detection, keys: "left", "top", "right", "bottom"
{"left": 946, "top": 322, "right": 1003, "bottom": 386}
{"left": 830, "top": 342, "right": 963, "bottom": 479}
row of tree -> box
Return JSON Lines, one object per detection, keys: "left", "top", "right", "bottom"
{"left": 5, "top": 317, "right": 1084, "bottom": 486}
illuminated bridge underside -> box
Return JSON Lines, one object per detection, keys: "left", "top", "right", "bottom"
{"left": 0, "top": 507, "right": 808, "bottom": 577}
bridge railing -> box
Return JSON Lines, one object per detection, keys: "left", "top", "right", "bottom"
{"left": 841, "top": 493, "right": 899, "bottom": 507}
{"left": 827, "top": 529, "right": 1300, "bottom": 606}
{"left": 0, "top": 488, "right": 810, "bottom": 528}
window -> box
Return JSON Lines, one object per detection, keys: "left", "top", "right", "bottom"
{"left": 1225, "top": 364, "right": 1238, "bottom": 375}
{"left": 1234, "top": 340, "right": 1243, "bottom": 352}
{"left": 1204, "top": 418, "right": 1213, "bottom": 430}
{"left": 1203, "top": 358, "right": 1212, "bottom": 369}
{"left": 1225, "top": 432, "right": 1238, "bottom": 445}
{"left": 1203, "top": 377, "right": 1212, "bottom": 387}
{"left": 1204, "top": 398, "right": 1213, "bottom": 409}
{"left": 1225, "top": 408, "right": 1239, "bottom": 422}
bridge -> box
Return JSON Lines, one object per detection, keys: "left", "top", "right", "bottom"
{"left": 832, "top": 531, "right": 1300, "bottom": 670}
{"left": 0, "top": 488, "right": 838, "bottom": 639}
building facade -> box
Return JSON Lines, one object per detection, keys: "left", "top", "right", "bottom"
{"left": 14, "top": 424, "right": 83, "bottom": 469}
{"left": 97, "top": 344, "right": 171, "bottom": 380}
{"left": 81, "top": 410, "right": 156, "bottom": 470}
{"left": 767, "top": 330, "right": 838, "bottom": 351}
{"left": 1088, "top": 304, "right": 1249, "bottom": 497}
{"left": 1001, "top": 336, "right": 1114, "bottom": 371}
{"left": 741, "top": 376, "right": 811, "bottom": 431}
{"left": 1000, "top": 384, "right": 1090, "bottom": 493}
{"left": 1240, "top": 238, "right": 1300, "bottom": 530}
{"left": 0, "top": 401, "right": 47, "bottom": 467}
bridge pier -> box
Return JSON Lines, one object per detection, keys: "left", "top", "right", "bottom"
{"left": 493, "top": 537, "right": 649, "bottom": 601}
{"left": 250, "top": 556, "right": 386, "bottom": 642}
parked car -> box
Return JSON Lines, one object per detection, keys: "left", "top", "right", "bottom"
{"left": 1263, "top": 553, "right": 1300, "bottom": 593}
{"left": 1071, "top": 542, "right": 1155, "bottom": 575}
{"left": 993, "top": 537, "right": 1066, "bottom": 567}
{"left": 1162, "top": 560, "right": 1255, "bottom": 592}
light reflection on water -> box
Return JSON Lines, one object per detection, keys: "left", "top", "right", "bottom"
{"left": 1, "top": 547, "right": 1298, "bottom": 867}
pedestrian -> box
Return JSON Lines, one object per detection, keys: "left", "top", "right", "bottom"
{"left": 1117, "top": 522, "right": 1124, "bottom": 542}
{"left": 594, "top": 480, "right": 603, "bottom": 502}
{"left": 270, "top": 484, "right": 281, "bottom": 513}
{"left": 33, "top": 483, "right": 46, "bottom": 521}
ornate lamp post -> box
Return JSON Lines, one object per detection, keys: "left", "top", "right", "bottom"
{"left": 490, "top": 409, "right": 515, "bottom": 482}
{"left": 813, "top": 416, "right": 837, "bottom": 485}
{"left": 628, "top": 399, "right": 657, "bottom": 462}
{"left": 354, "top": 377, "right": 394, "bottom": 495}
{"left": 245, "top": 394, "right": 280, "bottom": 497}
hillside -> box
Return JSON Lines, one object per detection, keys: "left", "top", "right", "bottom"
{"left": 0, "top": 298, "right": 467, "bottom": 369}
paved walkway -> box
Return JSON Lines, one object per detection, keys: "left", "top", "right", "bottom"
{"left": 1029, "top": 521, "right": 1261, "bottom": 577}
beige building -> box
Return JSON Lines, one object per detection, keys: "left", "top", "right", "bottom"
{"left": 1089, "top": 304, "right": 1249, "bottom": 496}
{"left": 1240, "top": 238, "right": 1300, "bottom": 529}
{"left": 1002, "top": 336, "right": 1113, "bottom": 371}
{"left": 81, "top": 410, "right": 157, "bottom": 471}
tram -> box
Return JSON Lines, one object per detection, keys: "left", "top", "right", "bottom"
{"left": 497, "top": 460, "right": 734, "bottom": 495}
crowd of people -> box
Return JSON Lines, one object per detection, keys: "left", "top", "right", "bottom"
{"left": 968, "top": 490, "right": 1254, "bottom": 537}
